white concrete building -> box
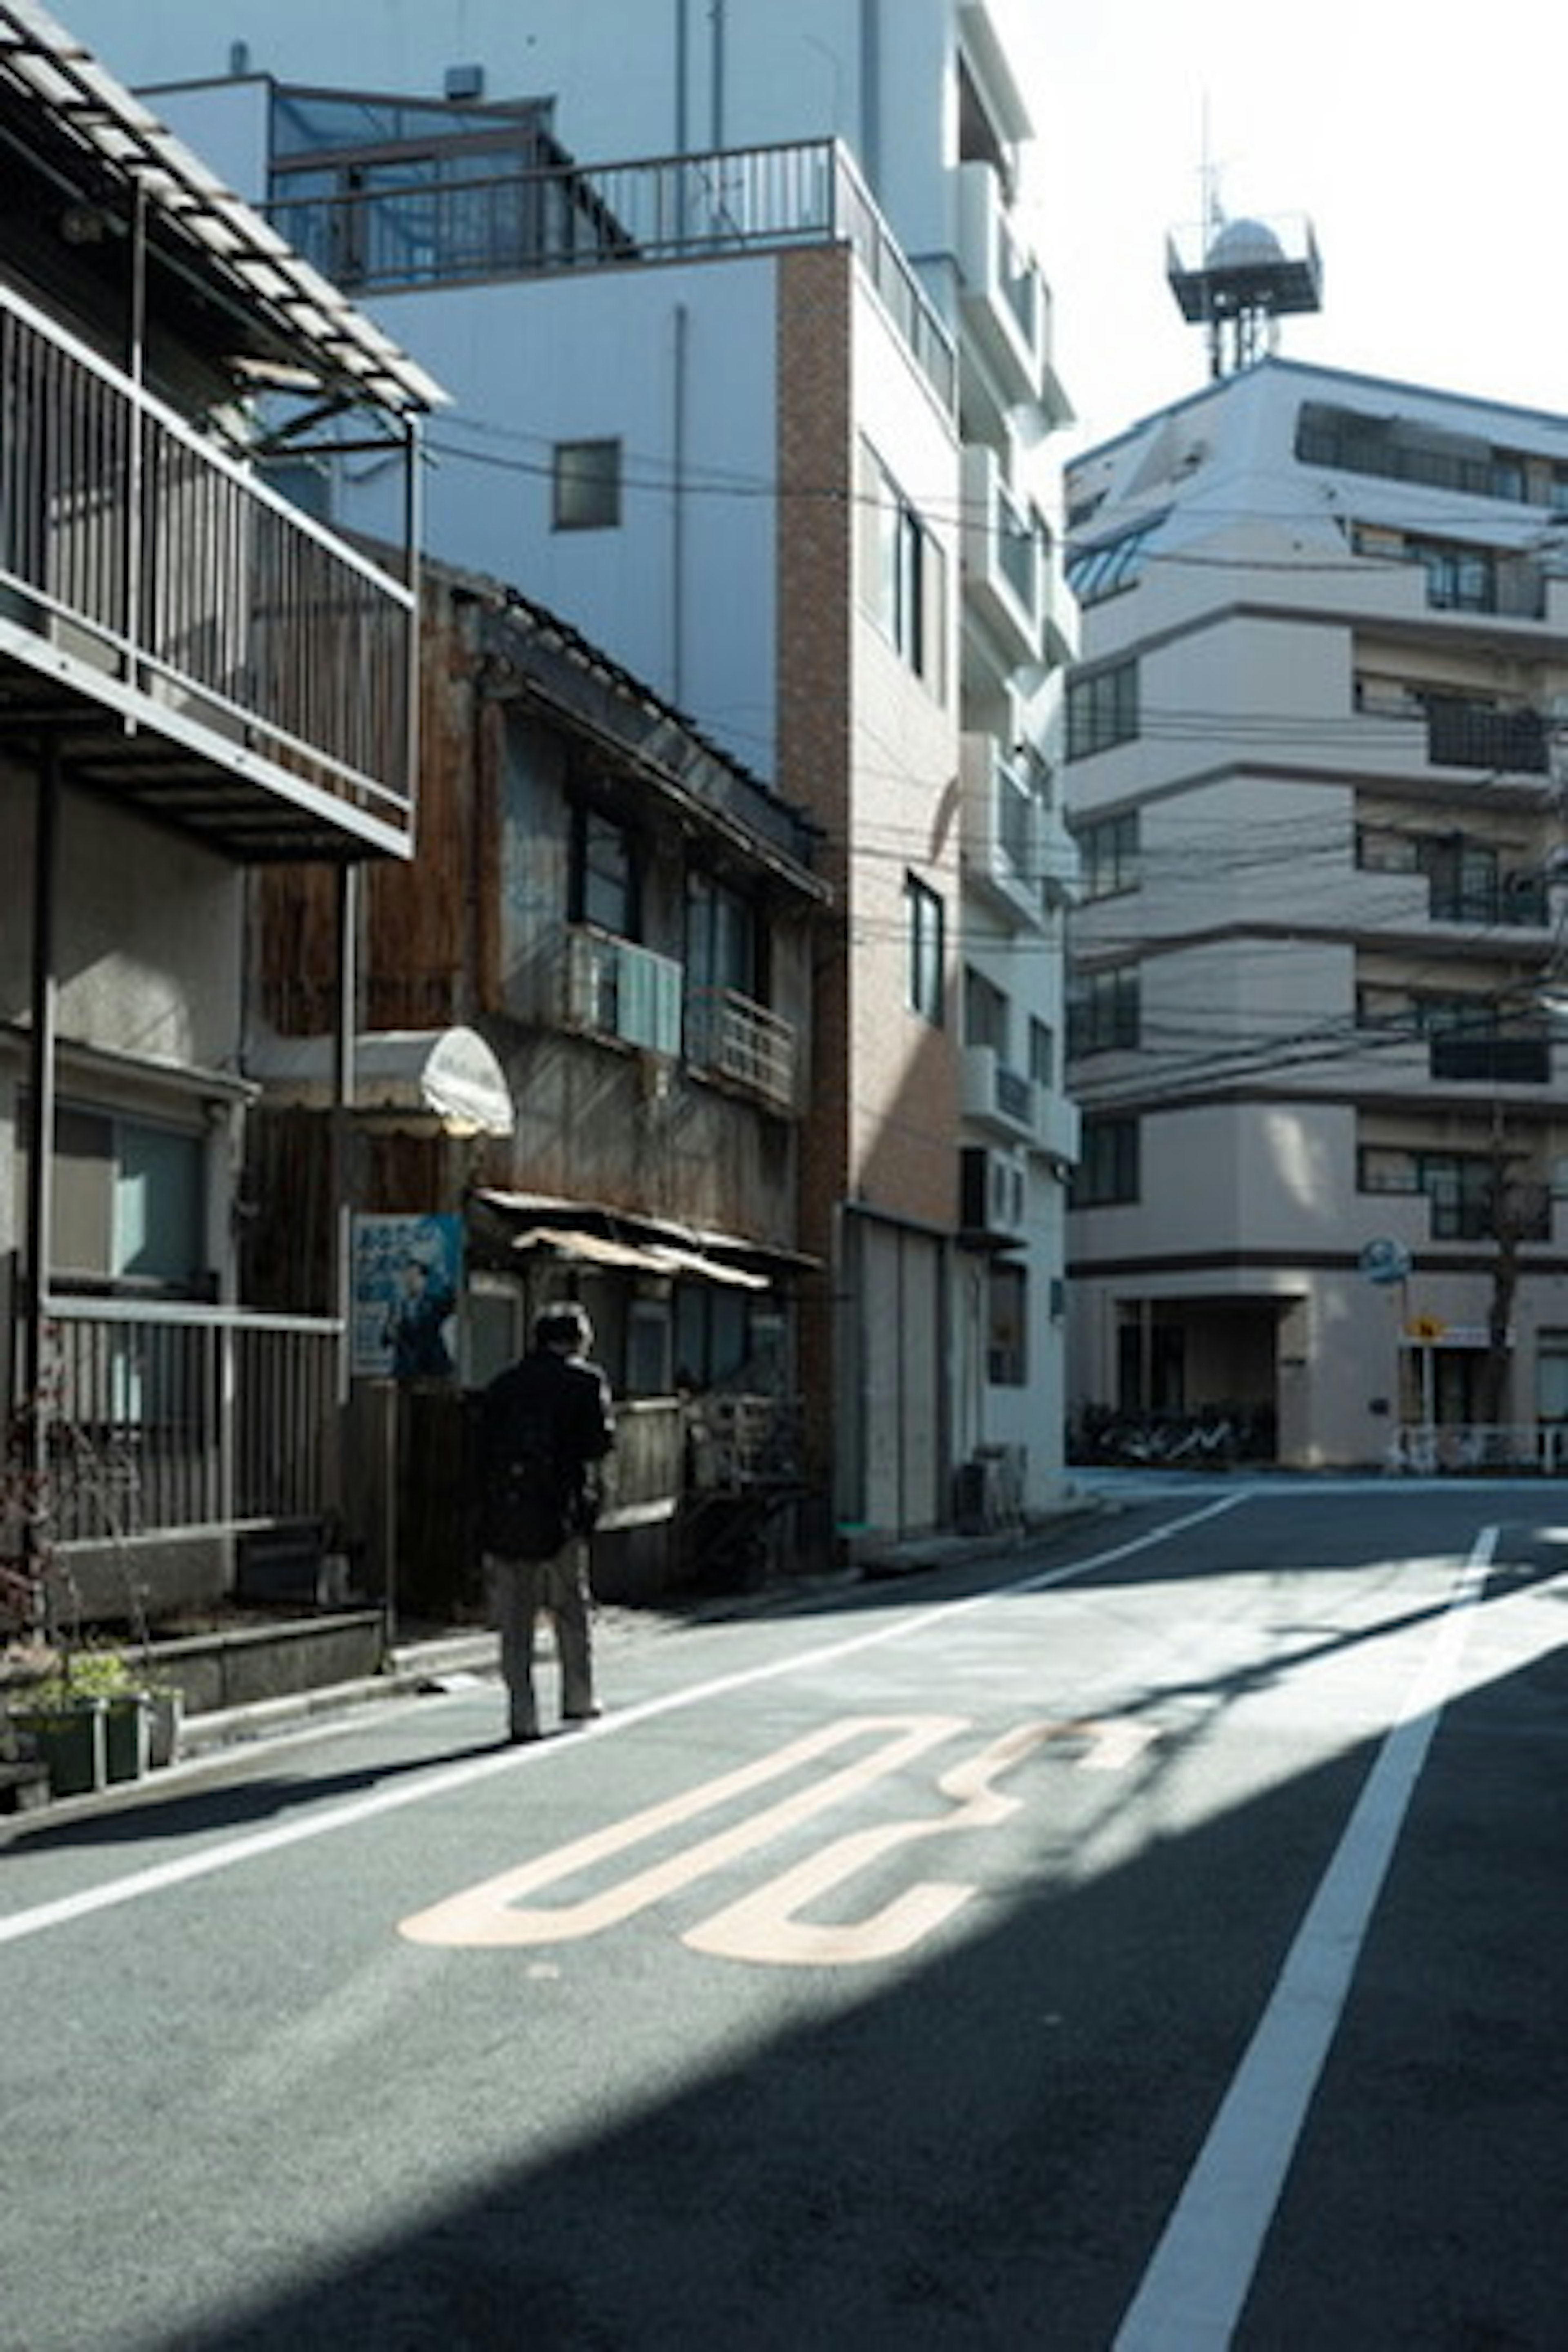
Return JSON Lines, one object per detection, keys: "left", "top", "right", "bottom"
{"left": 1064, "top": 356, "right": 1568, "bottom": 1471}
{"left": 71, "top": 0, "right": 1080, "bottom": 1535}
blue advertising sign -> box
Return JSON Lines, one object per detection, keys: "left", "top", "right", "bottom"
{"left": 351, "top": 1212, "right": 463, "bottom": 1379}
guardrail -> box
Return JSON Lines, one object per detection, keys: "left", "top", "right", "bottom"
{"left": 1387, "top": 1423, "right": 1566, "bottom": 1474}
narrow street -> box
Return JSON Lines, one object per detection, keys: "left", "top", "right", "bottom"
{"left": 3, "top": 1483, "right": 1563, "bottom": 2350}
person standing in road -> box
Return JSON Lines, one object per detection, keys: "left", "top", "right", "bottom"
{"left": 478, "top": 1303, "right": 615, "bottom": 1743}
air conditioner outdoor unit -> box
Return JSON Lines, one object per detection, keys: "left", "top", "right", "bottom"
{"left": 960, "top": 1145, "right": 1027, "bottom": 1236}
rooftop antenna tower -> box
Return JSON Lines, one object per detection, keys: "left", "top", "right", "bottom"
{"left": 1165, "top": 116, "right": 1323, "bottom": 379}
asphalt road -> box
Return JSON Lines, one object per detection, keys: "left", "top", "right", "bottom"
{"left": 3, "top": 1480, "right": 1564, "bottom": 2350}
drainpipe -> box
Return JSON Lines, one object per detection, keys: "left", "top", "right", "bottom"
{"left": 675, "top": 0, "right": 690, "bottom": 154}
{"left": 670, "top": 303, "right": 688, "bottom": 707}
{"left": 20, "top": 742, "right": 60, "bottom": 1621}
{"left": 709, "top": 0, "right": 726, "bottom": 151}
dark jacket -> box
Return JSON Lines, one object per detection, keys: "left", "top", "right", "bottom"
{"left": 479, "top": 1346, "right": 615, "bottom": 1559}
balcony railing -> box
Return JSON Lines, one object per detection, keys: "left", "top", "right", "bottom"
{"left": 0, "top": 283, "right": 416, "bottom": 853}
{"left": 962, "top": 1044, "right": 1036, "bottom": 1143}
{"left": 1425, "top": 699, "right": 1549, "bottom": 774}
{"left": 274, "top": 138, "right": 956, "bottom": 414}
{"left": 26, "top": 1300, "right": 341, "bottom": 1550}
{"left": 956, "top": 160, "right": 1047, "bottom": 408}
{"left": 564, "top": 925, "right": 684, "bottom": 1056}
{"left": 687, "top": 986, "right": 798, "bottom": 1110}
{"left": 961, "top": 444, "right": 1040, "bottom": 662}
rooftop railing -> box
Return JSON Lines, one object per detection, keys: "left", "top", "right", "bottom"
{"left": 0, "top": 283, "right": 417, "bottom": 851}
{"left": 272, "top": 137, "right": 956, "bottom": 413}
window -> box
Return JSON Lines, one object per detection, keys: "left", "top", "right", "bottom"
{"left": 1410, "top": 535, "right": 1495, "bottom": 613}
{"left": 1068, "top": 966, "right": 1139, "bottom": 1057}
{"left": 687, "top": 873, "right": 760, "bottom": 998}
{"left": 1357, "top": 1145, "right": 1549, "bottom": 1240}
{"left": 964, "top": 966, "right": 1009, "bottom": 1054}
{"left": 1067, "top": 659, "right": 1139, "bottom": 760}
{"left": 570, "top": 806, "right": 640, "bottom": 938}
{"left": 1078, "top": 810, "right": 1139, "bottom": 899}
{"left": 906, "top": 874, "right": 946, "bottom": 1024}
{"left": 859, "top": 441, "right": 947, "bottom": 694}
{"left": 19, "top": 1104, "right": 207, "bottom": 1292}
{"left": 988, "top": 1261, "right": 1027, "bottom": 1386}
{"left": 1074, "top": 1116, "right": 1139, "bottom": 1207}
{"left": 1067, "top": 518, "right": 1163, "bottom": 605}
{"left": 1027, "top": 1016, "right": 1056, "bottom": 1091}
{"left": 553, "top": 438, "right": 622, "bottom": 531}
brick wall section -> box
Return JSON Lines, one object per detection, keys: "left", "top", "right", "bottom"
{"left": 776, "top": 247, "right": 855, "bottom": 1477}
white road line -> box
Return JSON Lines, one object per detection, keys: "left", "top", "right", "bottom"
{"left": 1112, "top": 1525, "right": 1497, "bottom": 2352}
{"left": 0, "top": 1493, "right": 1245, "bottom": 1949}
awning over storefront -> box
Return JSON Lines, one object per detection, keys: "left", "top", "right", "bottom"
{"left": 473, "top": 1189, "right": 810, "bottom": 1291}
{"left": 250, "top": 1028, "right": 515, "bottom": 1137}
{"left": 508, "top": 1227, "right": 768, "bottom": 1290}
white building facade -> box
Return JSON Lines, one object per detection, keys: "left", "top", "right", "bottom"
{"left": 73, "top": 0, "right": 1080, "bottom": 1534}
{"left": 1065, "top": 357, "right": 1568, "bottom": 1471}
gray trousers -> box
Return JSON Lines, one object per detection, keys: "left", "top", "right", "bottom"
{"left": 489, "top": 1539, "right": 595, "bottom": 1734}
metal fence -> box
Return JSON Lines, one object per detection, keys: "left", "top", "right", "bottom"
{"left": 1387, "top": 1423, "right": 1568, "bottom": 1475}
{"left": 0, "top": 282, "right": 416, "bottom": 835}
{"left": 31, "top": 1300, "right": 342, "bottom": 1546}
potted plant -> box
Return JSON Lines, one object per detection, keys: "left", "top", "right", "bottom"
{"left": 7, "top": 1648, "right": 153, "bottom": 1796}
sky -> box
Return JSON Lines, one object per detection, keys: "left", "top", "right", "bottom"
{"left": 1024, "top": 0, "right": 1568, "bottom": 458}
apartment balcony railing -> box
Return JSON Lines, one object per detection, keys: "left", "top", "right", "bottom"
{"left": 960, "top": 732, "right": 1041, "bottom": 928}
{"left": 274, "top": 137, "right": 956, "bottom": 415}
{"left": 961, "top": 444, "right": 1040, "bottom": 665}
{"left": 1425, "top": 699, "right": 1550, "bottom": 775}
{"left": 961, "top": 1044, "right": 1037, "bottom": 1144}
{"left": 956, "top": 160, "right": 1049, "bottom": 411}
{"left": 0, "top": 282, "right": 417, "bottom": 859}
{"left": 564, "top": 925, "right": 684, "bottom": 1057}
{"left": 26, "top": 1299, "right": 341, "bottom": 1552}
{"left": 687, "top": 985, "right": 799, "bottom": 1112}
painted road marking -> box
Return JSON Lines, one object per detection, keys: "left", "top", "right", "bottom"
{"left": 1112, "top": 1527, "right": 1497, "bottom": 2352}
{"left": 0, "top": 1493, "right": 1240, "bottom": 1948}
{"left": 399, "top": 1715, "right": 1150, "bottom": 1963}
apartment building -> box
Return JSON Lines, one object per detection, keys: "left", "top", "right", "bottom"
{"left": 74, "top": 0, "right": 1080, "bottom": 1542}
{"left": 1064, "top": 356, "right": 1568, "bottom": 1469}
{"left": 0, "top": 2, "right": 441, "bottom": 1619}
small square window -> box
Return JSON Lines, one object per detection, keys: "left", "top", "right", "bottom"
{"left": 553, "top": 438, "right": 622, "bottom": 531}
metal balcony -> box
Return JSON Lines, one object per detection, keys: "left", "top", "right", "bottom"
{"left": 564, "top": 925, "right": 684, "bottom": 1057}
{"left": 0, "top": 283, "right": 418, "bottom": 862}
{"left": 961, "top": 1043, "right": 1037, "bottom": 1144}
{"left": 687, "top": 985, "right": 799, "bottom": 1112}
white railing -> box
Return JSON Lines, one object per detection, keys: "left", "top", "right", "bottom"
{"left": 564, "top": 926, "right": 684, "bottom": 1056}
{"left": 688, "top": 986, "right": 797, "bottom": 1109}
{"left": 1387, "top": 1423, "right": 1566, "bottom": 1474}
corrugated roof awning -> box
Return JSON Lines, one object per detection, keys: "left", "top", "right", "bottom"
{"left": 0, "top": 0, "right": 447, "bottom": 414}
{"left": 508, "top": 1228, "right": 768, "bottom": 1290}
{"left": 473, "top": 1188, "right": 815, "bottom": 1287}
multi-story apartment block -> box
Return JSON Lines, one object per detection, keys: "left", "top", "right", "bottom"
{"left": 79, "top": 0, "right": 1080, "bottom": 1541}
{"left": 0, "top": 1, "right": 441, "bottom": 1620}
{"left": 1065, "top": 356, "right": 1568, "bottom": 1469}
